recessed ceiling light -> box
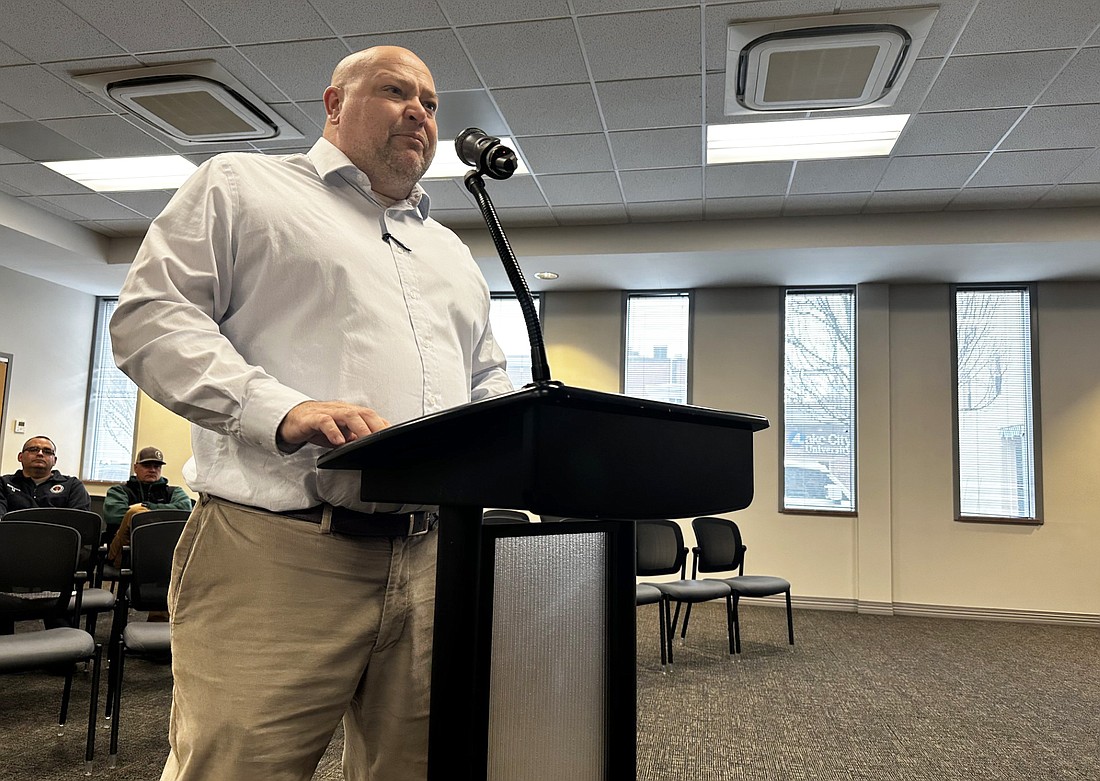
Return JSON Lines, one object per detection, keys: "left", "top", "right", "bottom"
{"left": 43, "top": 155, "right": 198, "bottom": 192}
{"left": 424, "top": 137, "right": 529, "bottom": 179}
{"left": 534, "top": 271, "right": 559, "bottom": 280}
{"left": 707, "top": 114, "right": 909, "bottom": 164}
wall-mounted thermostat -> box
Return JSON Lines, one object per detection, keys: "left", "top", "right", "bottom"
{"left": 13, "top": 419, "right": 26, "bottom": 434}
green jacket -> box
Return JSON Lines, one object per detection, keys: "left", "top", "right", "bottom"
{"left": 103, "top": 476, "right": 192, "bottom": 528}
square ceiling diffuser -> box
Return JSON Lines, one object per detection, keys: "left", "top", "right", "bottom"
{"left": 73, "top": 61, "right": 303, "bottom": 145}
{"left": 725, "top": 7, "right": 938, "bottom": 116}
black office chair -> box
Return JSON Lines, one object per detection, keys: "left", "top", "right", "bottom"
{"left": 689, "top": 516, "right": 794, "bottom": 654}
{"left": 482, "top": 509, "right": 531, "bottom": 524}
{"left": 635, "top": 519, "right": 731, "bottom": 664}
{"left": 0, "top": 520, "right": 103, "bottom": 774}
{"left": 635, "top": 583, "right": 668, "bottom": 670}
{"left": 2, "top": 507, "right": 116, "bottom": 636}
{"left": 105, "top": 519, "right": 185, "bottom": 767}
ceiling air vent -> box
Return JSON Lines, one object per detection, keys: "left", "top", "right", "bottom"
{"left": 725, "top": 7, "right": 938, "bottom": 116}
{"left": 73, "top": 61, "right": 303, "bottom": 145}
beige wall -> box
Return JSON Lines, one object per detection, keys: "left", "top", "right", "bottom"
{"left": 134, "top": 391, "right": 195, "bottom": 498}
{"left": 0, "top": 266, "right": 95, "bottom": 478}
{"left": 543, "top": 283, "right": 1100, "bottom": 618}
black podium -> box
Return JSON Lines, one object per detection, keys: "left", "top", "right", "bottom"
{"left": 319, "top": 380, "right": 767, "bottom": 780}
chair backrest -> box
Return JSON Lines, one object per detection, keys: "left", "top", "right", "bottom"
{"left": 0, "top": 520, "right": 81, "bottom": 623}
{"left": 2, "top": 507, "right": 104, "bottom": 570}
{"left": 691, "top": 516, "right": 746, "bottom": 574}
{"left": 482, "top": 509, "right": 531, "bottom": 524}
{"left": 128, "top": 520, "right": 186, "bottom": 612}
{"left": 634, "top": 519, "right": 686, "bottom": 578}
{"left": 131, "top": 508, "right": 192, "bottom": 530}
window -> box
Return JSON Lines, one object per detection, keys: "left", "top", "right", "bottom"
{"left": 783, "top": 289, "right": 856, "bottom": 512}
{"left": 83, "top": 298, "right": 138, "bottom": 481}
{"left": 489, "top": 294, "right": 541, "bottom": 389}
{"left": 953, "top": 286, "right": 1039, "bottom": 522}
{"left": 624, "top": 293, "right": 691, "bottom": 404}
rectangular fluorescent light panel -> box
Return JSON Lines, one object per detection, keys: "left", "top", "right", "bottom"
{"left": 424, "top": 137, "right": 529, "bottom": 179}
{"left": 44, "top": 155, "right": 198, "bottom": 192}
{"left": 707, "top": 114, "right": 909, "bottom": 164}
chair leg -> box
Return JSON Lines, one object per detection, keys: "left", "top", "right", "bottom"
{"left": 109, "top": 647, "right": 125, "bottom": 766}
{"left": 663, "top": 599, "right": 675, "bottom": 665}
{"left": 680, "top": 602, "right": 693, "bottom": 639}
{"left": 657, "top": 601, "right": 667, "bottom": 670}
{"left": 725, "top": 595, "right": 735, "bottom": 655}
{"left": 58, "top": 666, "right": 75, "bottom": 736}
{"left": 785, "top": 590, "right": 795, "bottom": 646}
{"left": 731, "top": 594, "right": 742, "bottom": 654}
{"left": 85, "top": 643, "right": 103, "bottom": 774}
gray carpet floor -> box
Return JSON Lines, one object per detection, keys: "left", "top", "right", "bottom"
{"left": 1, "top": 604, "right": 1098, "bottom": 780}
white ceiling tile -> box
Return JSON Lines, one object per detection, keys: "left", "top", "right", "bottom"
{"left": 0, "top": 121, "right": 98, "bottom": 161}
{"left": 457, "top": 19, "right": 589, "bottom": 88}
{"left": 479, "top": 175, "right": 548, "bottom": 208}
{"left": 0, "top": 146, "right": 29, "bottom": 164}
{"left": 0, "top": 40, "right": 31, "bottom": 67}
{"left": 344, "top": 29, "right": 482, "bottom": 92}
{"left": 579, "top": 8, "right": 701, "bottom": 81}
{"left": 538, "top": 172, "right": 623, "bottom": 205}
{"left": 44, "top": 115, "right": 176, "bottom": 158}
{"left": 0, "top": 65, "right": 110, "bottom": 120}
{"left": 969, "top": 148, "right": 1094, "bottom": 187}
{"left": 953, "top": 0, "right": 1098, "bottom": 56}
{"left": 862, "top": 189, "right": 955, "bottom": 213}
{"left": 629, "top": 200, "right": 703, "bottom": 222}
{"left": 620, "top": 167, "right": 702, "bottom": 202}
{"left": 790, "top": 158, "right": 890, "bottom": 195}
{"left": 878, "top": 154, "right": 985, "bottom": 190}
{"left": 552, "top": 203, "right": 628, "bottom": 225}
{"left": 0, "top": 100, "right": 29, "bottom": 122}
{"left": 514, "top": 133, "right": 614, "bottom": 175}
{"left": 947, "top": 186, "right": 1049, "bottom": 211}
{"left": 597, "top": 76, "right": 703, "bottom": 131}
{"left": 573, "top": 0, "right": 687, "bottom": 13}
{"left": 836, "top": 0, "right": 978, "bottom": 60}
{"left": 17, "top": 195, "right": 83, "bottom": 219}
{"left": 432, "top": 210, "right": 485, "bottom": 230}
{"left": 37, "top": 192, "right": 144, "bottom": 220}
{"left": 0, "top": 1, "right": 124, "bottom": 61}
{"left": 1062, "top": 150, "right": 1100, "bottom": 184}
{"left": 609, "top": 127, "right": 701, "bottom": 170}
{"left": 491, "top": 206, "right": 556, "bottom": 227}
{"left": 76, "top": 0, "right": 224, "bottom": 52}
{"left": 307, "top": 0, "right": 449, "bottom": 35}
{"left": 439, "top": 0, "right": 572, "bottom": 26}
{"left": 1038, "top": 47, "right": 1100, "bottom": 106}
{"left": 237, "top": 40, "right": 351, "bottom": 102}
{"left": 78, "top": 218, "right": 151, "bottom": 237}
{"left": 1000, "top": 104, "right": 1100, "bottom": 152}
{"left": 420, "top": 179, "right": 474, "bottom": 210}
{"left": 704, "top": 161, "right": 791, "bottom": 198}
{"left": 135, "top": 47, "right": 300, "bottom": 105}
{"left": 107, "top": 190, "right": 176, "bottom": 218}
{"left": 492, "top": 84, "right": 603, "bottom": 135}
{"left": 922, "top": 51, "right": 1073, "bottom": 111}
{"left": 783, "top": 192, "right": 870, "bottom": 216}
{"left": 705, "top": 195, "right": 785, "bottom": 219}
{"left": 185, "top": 0, "right": 333, "bottom": 45}
{"left": 893, "top": 109, "right": 1023, "bottom": 157}
{"left": 1037, "top": 183, "right": 1100, "bottom": 207}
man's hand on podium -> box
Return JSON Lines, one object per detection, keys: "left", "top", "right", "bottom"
{"left": 277, "top": 400, "right": 390, "bottom": 453}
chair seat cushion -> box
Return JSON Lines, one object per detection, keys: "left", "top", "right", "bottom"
{"left": 657, "top": 579, "right": 730, "bottom": 602}
{"left": 719, "top": 575, "right": 790, "bottom": 597}
{"left": 0, "top": 627, "right": 95, "bottom": 672}
{"left": 636, "top": 583, "right": 664, "bottom": 605}
{"left": 124, "top": 622, "right": 172, "bottom": 654}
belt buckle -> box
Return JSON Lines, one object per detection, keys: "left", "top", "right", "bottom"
{"left": 407, "top": 513, "right": 428, "bottom": 537}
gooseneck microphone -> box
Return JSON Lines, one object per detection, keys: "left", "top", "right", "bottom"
{"left": 455, "top": 128, "right": 518, "bottom": 180}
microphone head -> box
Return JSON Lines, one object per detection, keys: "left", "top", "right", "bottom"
{"left": 456, "top": 127, "right": 498, "bottom": 167}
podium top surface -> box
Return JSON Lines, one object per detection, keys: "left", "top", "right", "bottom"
{"left": 316, "top": 382, "right": 769, "bottom": 518}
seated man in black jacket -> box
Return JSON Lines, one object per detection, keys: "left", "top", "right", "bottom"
{"left": 102, "top": 446, "right": 192, "bottom": 540}
{"left": 0, "top": 435, "right": 91, "bottom": 515}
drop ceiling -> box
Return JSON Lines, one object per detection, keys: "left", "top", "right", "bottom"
{"left": 1, "top": 0, "right": 1099, "bottom": 295}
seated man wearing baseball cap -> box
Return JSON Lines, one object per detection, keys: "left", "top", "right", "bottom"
{"left": 103, "top": 446, "right": 193, "bottom": 543}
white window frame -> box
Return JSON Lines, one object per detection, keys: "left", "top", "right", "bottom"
{"left": 622, "top": 292, "right": 692, "bottom": 404}
{"left": 781, "top": 287, "right": 857, "bottom": 515}
{"left": 82, "top": 297, "right": 138, "bottom": 482}
{"left": 951, "top": 284, "right": 1042, "bottom": 524}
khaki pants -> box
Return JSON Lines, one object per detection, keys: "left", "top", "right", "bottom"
{"left": 160, "top": 496, "right": 437, "bottom": 781}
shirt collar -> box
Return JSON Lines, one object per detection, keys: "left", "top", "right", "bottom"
{"left": 307, "top": 138, "right": 431, "bottom": 220}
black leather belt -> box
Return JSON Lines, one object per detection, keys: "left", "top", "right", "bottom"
{"left": 279, "top": 505, "right": 438, "bottom": 538}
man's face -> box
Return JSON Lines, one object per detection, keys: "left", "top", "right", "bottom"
{"left": 324, "top": 49, "right": 438, "bottom": 196}
{"left": 134, "top": 462, "right": 163, "bottom": 484}
{"left": 17, "top": 437, "right": 57, "bottom": 479}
